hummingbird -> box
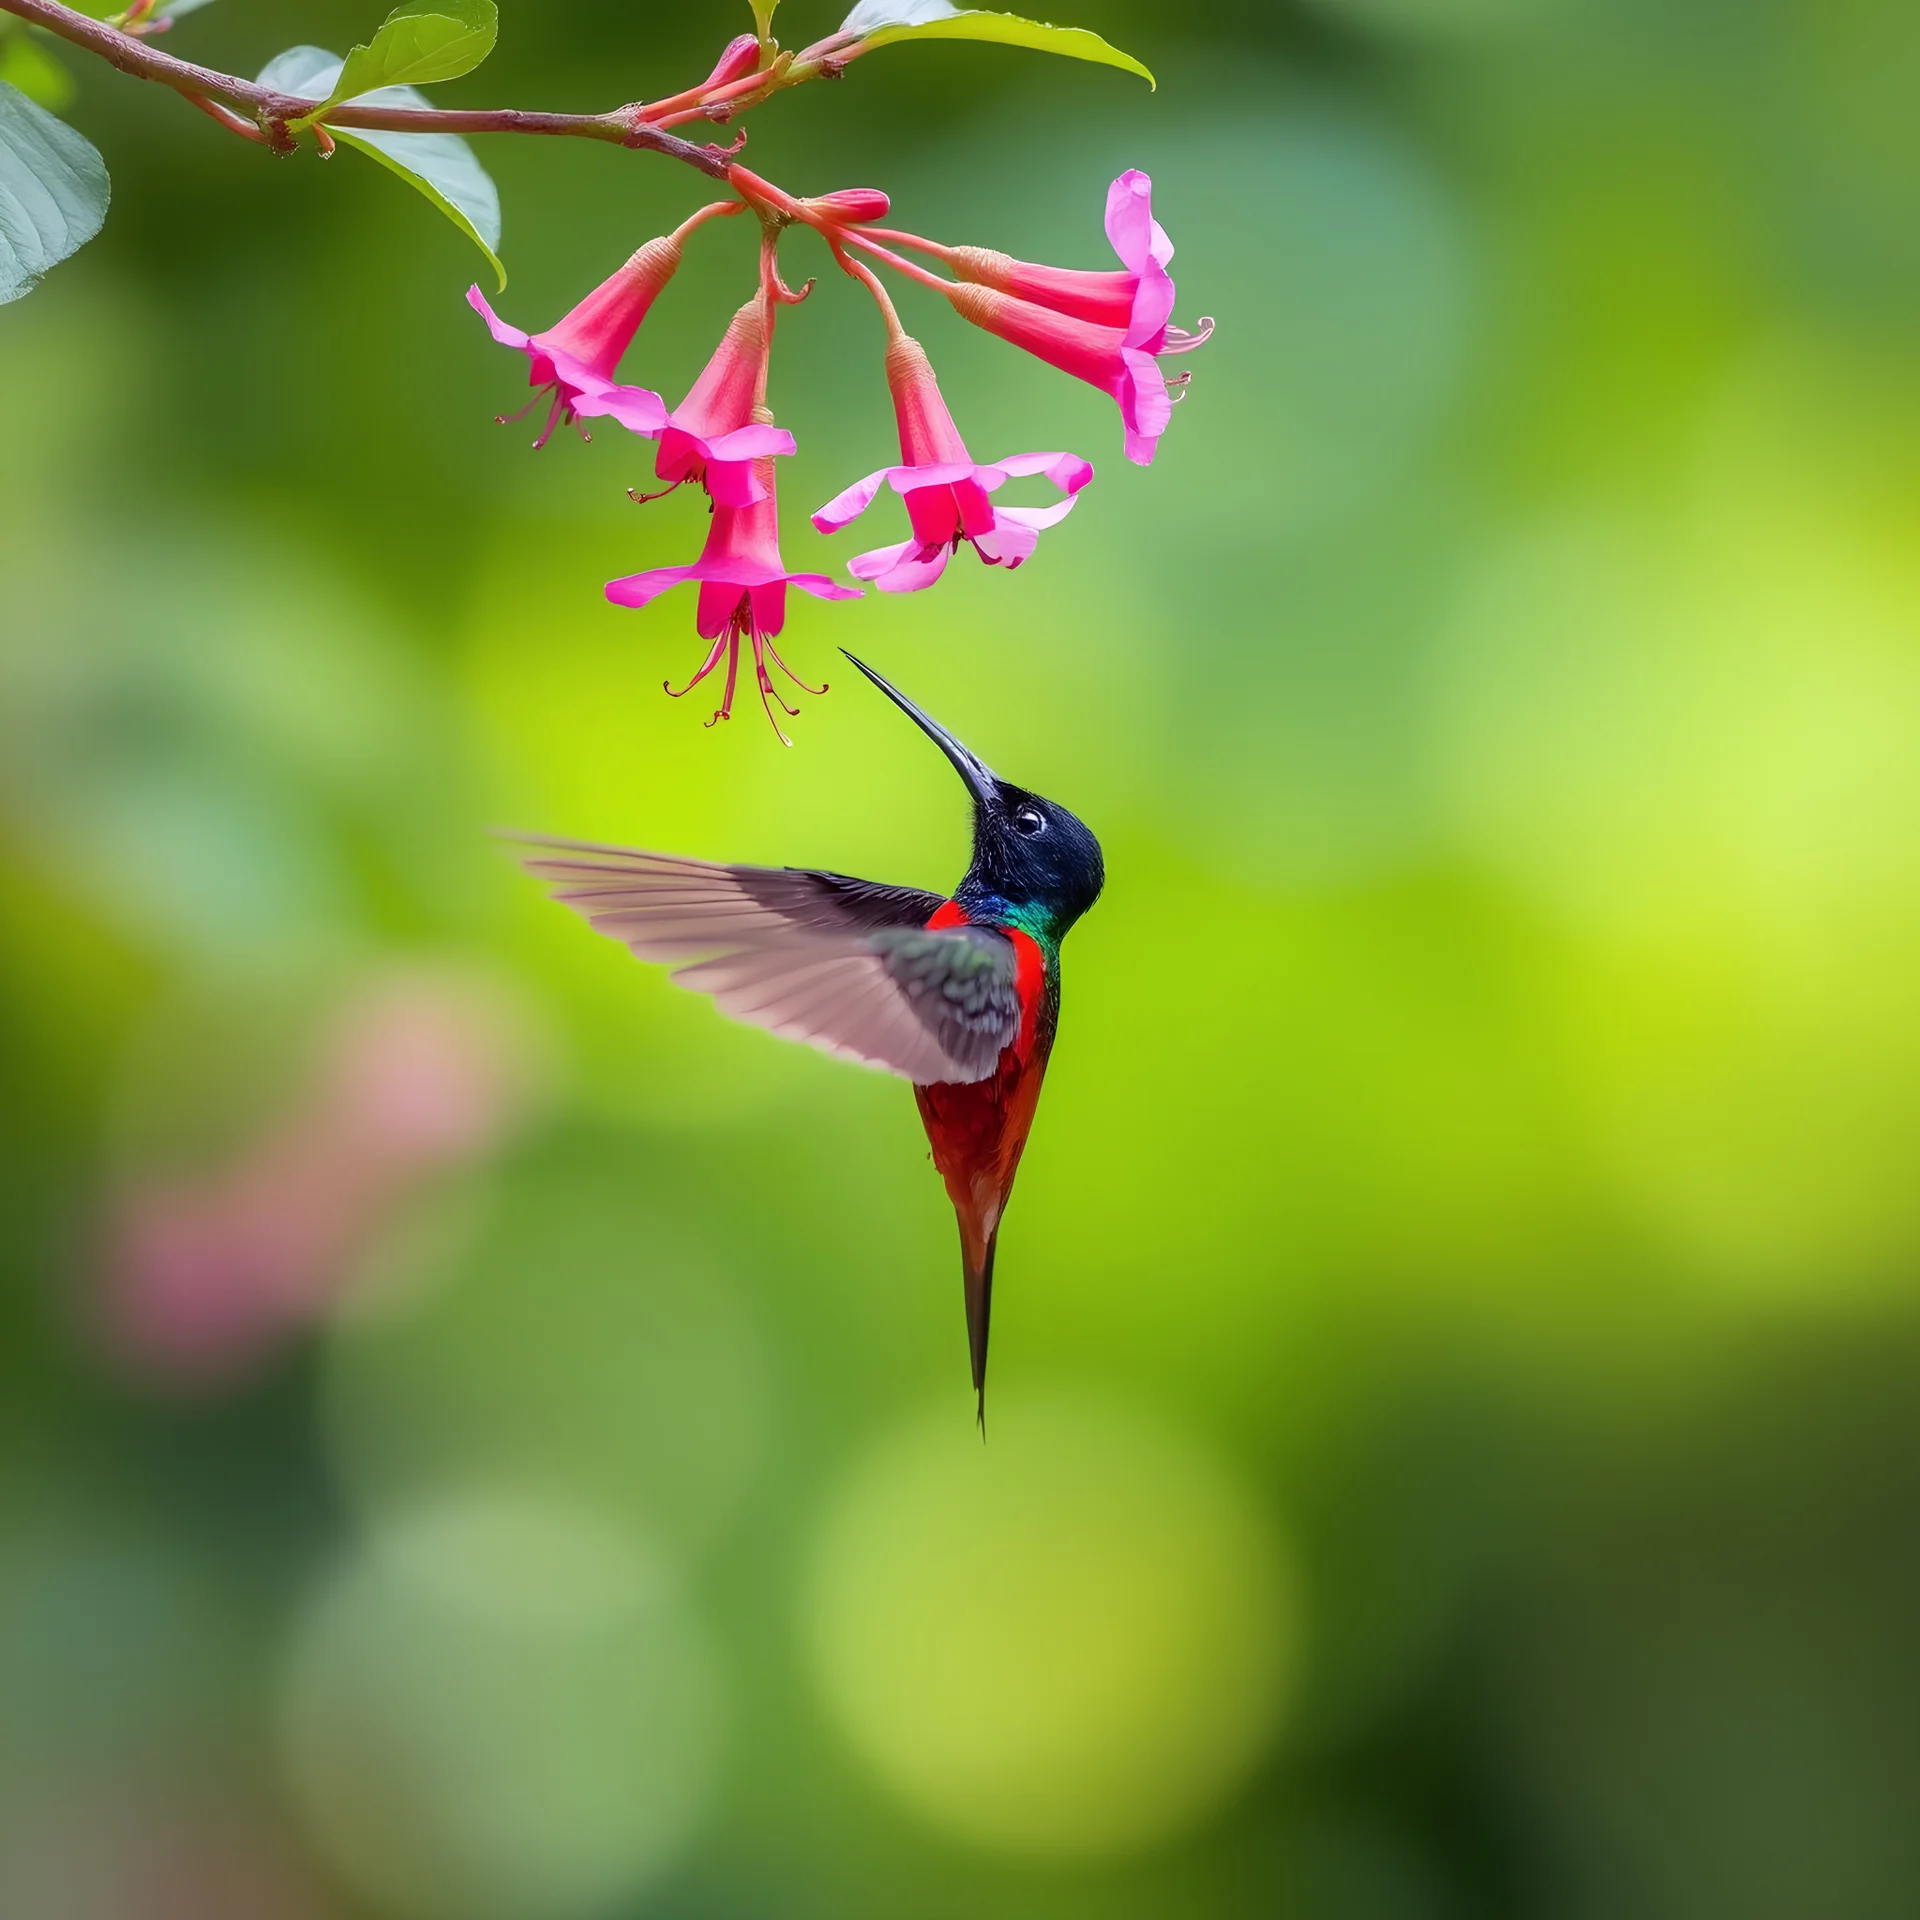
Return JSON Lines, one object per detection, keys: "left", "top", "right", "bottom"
{"left": 518, "top": 653, "right": 1104, "bottom": 1420}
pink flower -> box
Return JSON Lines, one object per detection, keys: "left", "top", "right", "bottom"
{"left": 588, "top": 290, "right": 797, "bottom": 508}
{"left": 812, "top": 332, "right": 1092, "bottom": 592}
{"left": 847, "top": 169, "right": 1211, "bottom": 468}
{"left": 606, "top": 449, "right": 860, "bottom": 740}
{"left": 879, "top": 170, "right": 1212, "bottom": 358}
{"left": 469, "top": 237, "right": 681, "bottom": 448}
{"left": 702, "top": 31, "right": 762, "bottom": 91}
{"left": 946, "top": 282, "right": 1178, "bottom": 467}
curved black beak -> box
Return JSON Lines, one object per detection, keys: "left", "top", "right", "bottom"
{"left": 841, "top": 652, "right": 998, "bottom": 807}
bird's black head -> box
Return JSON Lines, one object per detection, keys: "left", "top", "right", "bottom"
{"left": 844, "top": 653, "right": 1104, "bottom": 942}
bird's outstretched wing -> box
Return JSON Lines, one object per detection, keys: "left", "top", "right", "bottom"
{"left": 518, "top": 836, "right": 1023, "bottom": 1084}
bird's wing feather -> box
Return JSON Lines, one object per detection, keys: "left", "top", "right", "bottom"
{"left": 517, "top": 836, "right": 1022, "bottom": 1084}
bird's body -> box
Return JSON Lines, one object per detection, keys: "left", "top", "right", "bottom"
{"left": 913, "top": 898, "right": 1057, "bottom": 1403}
{"left": 520, "top": 656, "right": 1102, "bottom": 1418}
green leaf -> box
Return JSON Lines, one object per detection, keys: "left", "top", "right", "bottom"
{"left": 0, "top": 31, "right": 77, "bottom": 113}
{"left": 333, "top": 124, "right": 504, "bottom": 291}
{"left": 257, "top": 44, "right": 355, "bottom": 98}
{"left": 257, "top": 47, "right": 503, "bottom": 289}
{"left": 751, "top": 0, "right": 779, "bottom": 39}
{"left": 316, "top": 0, "right": 497, "bottom": 115}
{"left": 0, "top": 77, "right": 109, "bottom": 305}
{"left": 838, "top": 0, "right": 1152, "bottom": 85}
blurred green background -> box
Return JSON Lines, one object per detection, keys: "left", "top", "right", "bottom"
{"left": 7, "top": 0, "right": 1920, "bottom": 1914}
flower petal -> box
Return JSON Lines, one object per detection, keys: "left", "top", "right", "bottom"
{"left": 848, "top": 539, "right": 922, "bottom": 582}
{"left": 705, "top": 458, "right": 771, "bottom": 509}
{"left": 1119, "top": 346, "right": 1173, "bottom": 465}
{"left": 698, "top": 578, "right": 750, "bottom": 638}
{"left": 1126, "top": 276, "right": 1177, "bottom": 354}
{"left": 972, "top": 517, "right": 1042, "bottom": 566}
{"left": 746, "top": 578, "right": 790, "bottom": 636}
{"left": 864, "top": 544, "right": 954, "bottom": 594}
{"left": 905, "top": 484, "right": 965, "bottom": 548}
{"left": 605, "top": 565, "right": 700, "bottom": 609}
{"left": 540, "top": 345, "right": 613, "bottom": 399}
{"left": 572, "top": 381, "right": 670, "bottom": 436}
{"left": 812, "top": 468, "right": 891, "bottom": 534}
{"left": 786, "top": 572, "right": 865, "bottom": 602}
{"left": 995, "top": 497, "right": 1081, "bottom": 533}
{"left": 884, "top": 460, "right": 976, "bottom": 494}
{"left": 1103, "top": 170, "right": 1160, "bottom": 277}
{"left": 683, "top": 555, "right": 791, "bottom": 589}
{"left": 987, "top": 450, "right": 1096, "bottom": 495}
{"left": 1102, "top": 171, "right": 1178, "bottom": 351}
{"left": 952, "top": 478, "right": 999, "bottom": 541}
{"left": 701, "top": 423, "right": 799, "bottom": 462}
{"left": 468, "top": 286, "right": 530, "bottom": 352}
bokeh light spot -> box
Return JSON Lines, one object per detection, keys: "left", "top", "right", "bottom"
{"left": 803, "top": 1391, "right": 1293, "bottom": 1861}
{"left": 278, "top": 1491, "right": 722, "bottom": 1920}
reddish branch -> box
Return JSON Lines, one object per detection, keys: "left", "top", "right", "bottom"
{"left": 0, "top": 0, "right": 855, "bottom": 170}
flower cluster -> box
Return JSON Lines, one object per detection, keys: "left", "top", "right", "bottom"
{"left": 472, "top": 157, "right": 1209, "bottom": 739}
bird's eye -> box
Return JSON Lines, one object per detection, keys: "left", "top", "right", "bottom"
{"left": 1013, "top": 806, "right": 1046, "bottom": 836}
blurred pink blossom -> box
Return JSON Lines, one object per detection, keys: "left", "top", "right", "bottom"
{"left": 100, "top": 972, "right": 537, "bottom": 1384}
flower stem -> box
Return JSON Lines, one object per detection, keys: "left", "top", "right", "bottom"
{"left": 840, "top": 230, "right": 964, "bottom": 300}
{"left": 671, "top": 199, "right": 749, "bottom": 245}
{"left": 830, "top": 239, "right": 907, "bottom": 339}
{"left": 847, "top": 227, "right": 955, "bottom": 261}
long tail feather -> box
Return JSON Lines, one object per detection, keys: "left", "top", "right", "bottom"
{"left": 960, "top": 1216, "right": 999, "bottom": 1434}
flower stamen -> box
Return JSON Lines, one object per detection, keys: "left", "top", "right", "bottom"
{"left": 761, "top": 633, "right": 827, "bottom": 696}
{"left": 530, "top": 395, "right": 569, "bottom": 451}
{"left": 629, "top": 479, "right": 688, "bottom": 505}
{"left": 665, "top": 630, "right": 730, "bottom": 699}
{"left": 1162, "top": 316, "right": 1215, "bottom": 353}
{"left": 494, "top": 394, "right": 543, "bottom": 427}
{"left": 712, "top": 625, "right": 743, "bottom": 728}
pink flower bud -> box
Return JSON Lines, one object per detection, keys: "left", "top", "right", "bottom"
{"left": 703, "top": 33, "right": 762, "bottom": 91}
{"left": 805, "top": 188, "right": 891, "bottom": 226}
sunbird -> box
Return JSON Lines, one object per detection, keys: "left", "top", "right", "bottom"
{"left": 520, "top": 654, "right": 1104, "bottom": 1419}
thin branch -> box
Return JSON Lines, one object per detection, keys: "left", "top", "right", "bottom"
{"left": 0, "top": 0, "right": 750, "bottom": 175}
{"left": 184, "top": 88, "right": 265, "bottom": 145}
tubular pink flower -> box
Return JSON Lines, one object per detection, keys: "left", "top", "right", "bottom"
{"left": 597, "top": 290, "right": 799, "bottom": 508}
{"left": 812, "top": 333, "right": 1092, "bottom": 593}
{"left": 863, "top": 169, "right": 1213, "bottom": 357}
{"left": 946, "top": 282, "right": 1176, "bottom": 467}
{"left": 845, "top": 238, "right": 1200, "bottom": 467}
{"left": 469, "top": 237, "right": 680, "bottom": 449}
{"left": 474, "top": 202, "right": 744, "bottom": 448}
{"left": 605, "top": 446, "right": 860, "bottom": 741}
